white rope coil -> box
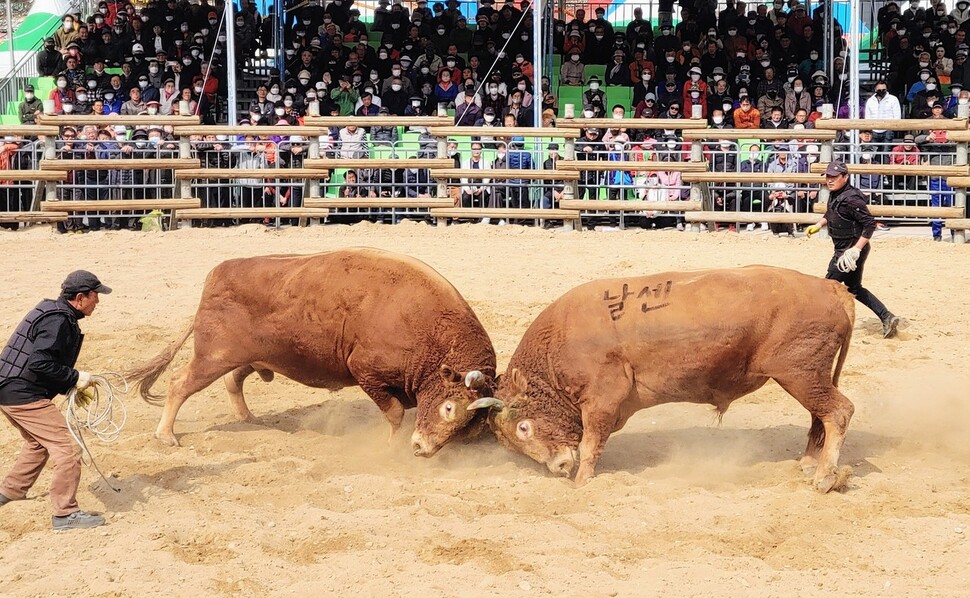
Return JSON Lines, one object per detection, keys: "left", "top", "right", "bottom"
{"left": 64, "top": 372, "right": 129, "bottom": 492}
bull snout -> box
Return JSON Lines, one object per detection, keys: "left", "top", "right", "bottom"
{"left": 547, "top": 448, "right": 578, "bottom": 478}
{"left": 410, "top": 431, "right": 439, "bottom": 458}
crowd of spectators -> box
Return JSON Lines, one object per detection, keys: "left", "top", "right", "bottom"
{"left": 3, "top": 0, "right": 967, "bottom": 236}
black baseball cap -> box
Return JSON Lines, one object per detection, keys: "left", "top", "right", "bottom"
{"left": 62, "top": 270, "right": 112, "bottom": 295}
{"left": 824, "top": 160, "right": 849, "bottom": 177}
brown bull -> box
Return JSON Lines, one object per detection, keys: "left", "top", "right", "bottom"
{"left": 470, "top": 266, "right": 856, "bottom": 493}
{"left": 128, "top": 248, "right": 496, "bottom": 456}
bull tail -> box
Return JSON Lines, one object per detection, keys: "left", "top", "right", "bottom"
{"left": 831, "top": 290, "right": 855, "bottom": 388}
{"left": 126, "top": 321, "right": 194, "bottom": 406}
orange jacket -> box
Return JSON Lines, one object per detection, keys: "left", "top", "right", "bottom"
{"left": 733, "top": 107, "right": 761, "bottom": 128}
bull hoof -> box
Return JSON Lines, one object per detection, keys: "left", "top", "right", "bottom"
{"left": 155, "top": 432, "right": 180, "bottom": 447}
{"left": 813, "top": 466, "right": 852, "bottom": 493}
{"left": 799, "top": 455, "right": 819, "bottom": 476}
{"left": 814, "top": 473, "right": 838, "bottom": 494}
{"left": 572, "top": 473, "right": 593, "bottom": 488}
{"left": 236, "top": 411, "right": 257, "bottom": 424}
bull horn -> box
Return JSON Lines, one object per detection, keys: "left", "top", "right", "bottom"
{"left": 464, "top": 370, "right": 486, "bottom": 389}
{"left": 467, "top": 397, "right": 505, "bottom": 411}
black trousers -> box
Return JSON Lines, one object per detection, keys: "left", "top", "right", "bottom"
{"left": 825, "top": 244, "right": 891, "bottom": 321}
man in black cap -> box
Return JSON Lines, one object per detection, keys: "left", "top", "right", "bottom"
{"left": 37, "top": 37, "right": 62, "bottom": 76}
{"left": 807, "top": 160, "right": 900, "bottom": 338}
{"left": 18, "top": 84, "right": 43, "bottom": 124}
{"left": 0, "top": 271, "right": 111, "bottom": 530}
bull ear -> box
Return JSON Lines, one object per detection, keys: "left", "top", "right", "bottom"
{"left": 509, "top": 368, "right": 528, "bottom": 395}
{"left": 439, "top": 364, "right": 462, "bottom": 384}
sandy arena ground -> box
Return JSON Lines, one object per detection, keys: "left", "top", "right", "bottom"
{"left": 0, "top": 222, "right": 968, "bottom": 597}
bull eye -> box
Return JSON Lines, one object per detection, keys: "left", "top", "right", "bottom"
{"left": 516, "top": 420, "right": 533, "bottom": 440}
{"left": 439, "top": 401, "right": 456, "bottom": 422}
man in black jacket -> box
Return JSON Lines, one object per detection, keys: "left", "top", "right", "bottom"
{"left": 807, "top": 160, "right": 900, "bottom": 338}
{"left": 0, "top": 271, "right": 111, "bottom": 530}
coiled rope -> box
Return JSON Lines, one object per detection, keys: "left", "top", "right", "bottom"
{"left": 63, "top": 373, "right": 129, "bottom": 492}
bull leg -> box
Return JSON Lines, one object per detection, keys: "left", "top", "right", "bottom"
{"left": 358, "top": 380, "right": 407, "bottom": 443}
{"left": 775, "top": 376, "right": 855, "bottom": 493}
{"left": 156, "top": 357, "right": 239, "bottom": 447}
{"left": 573, "top": 402, "right": 624, "bottom": 487}
{"left": 574, "top": 367, "right": 633, "bottom": 487}
{"left": 223, "top": 365, "right": 257, "bottom": 423}
{"left": 800, "top": 415, "right": 826, "bottom": 475}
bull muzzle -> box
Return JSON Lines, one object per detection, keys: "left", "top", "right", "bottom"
{"left": 410, "top": 431, "right": 440, "bottom": 458}
{"left": 547, "top": 447, "right": 579, "bottom": 478}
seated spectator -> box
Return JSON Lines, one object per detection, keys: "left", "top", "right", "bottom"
{"left": 733, "top": 96, "right": 761, "bottom": 128}
{"left": 18, "top": 85, "right": 42, "bottom": 124}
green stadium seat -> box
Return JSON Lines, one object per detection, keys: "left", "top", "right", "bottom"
{"left": 585, "top": 64, "right": 606, "bottom": 83}
{"left": 0, "top": 114, "right": 20, "bottom": 124}
{"left": 606, "top": 86, "right": 633, "bottom": 111}
{"left": 558, "top": 85, "right": 584, "bottom": 109}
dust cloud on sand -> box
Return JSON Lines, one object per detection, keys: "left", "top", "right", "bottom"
{"left": 1, "top": 223, "right": 968, "bottom": 596}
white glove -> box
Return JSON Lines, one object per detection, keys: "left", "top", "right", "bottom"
{"left": 837, "top": 247, "right": 861, "bottom": 273}
{"left": 75, "top": 370, "right": 92, "bottom": 390}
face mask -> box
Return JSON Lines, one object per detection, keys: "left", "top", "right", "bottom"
{"left": 64, "top": 22, "right": 73, "bottom": 31}
{"left": 88, "top": 80, "right": 98, "bottom": 89}
{"left": 728, "top": 29, "right": 737, "bottom": 35}
{"left": 642, "top": 73, "right": 651, "bottom": 81}
{"left": 379, "top": 52, "right": 388, "bottom": 60}
{"left": 666, "top": 56, "right": 675, "bottom": 63}
{"left": 147, "top": 107, "right": 158, "bottom": 115}
{"left": 583, "top": 109, "right": 594, "bottom": 118}
{"left": 150, "top": 66, "right": 159, "bottom": 74}
{"left": 737, "top": 51, "right": 746, "bottom": 58}
{"left": 920, "top": 61, "right": 930, "bottom": 67}
{"left": 77, "top": 93, "right": 89, "bottom": 102}
{"left": 194, "top": 86, "right": 203, "bottom": 93}
{"left": 307, "top": 93, "right": 317, "bottom": 100}
{"left": 104, "top": 92, "right": 114, "bottom": 100}
{"left": 370, "top": 73, "right": 380, "bottom": 81}
{"left": 927, "top": 83, "right": 937, "bottom": 90}
{"left": 412, "top": 100, "right": 422, "bottom": 107}
{"left": 437, "top": 28, "right": 446, "bottom": 35}
{"left": 572, "top": 55, "right": 580, "bottom": 62}
{"left": 183, "top": 58, "right": 193, "bottom": 65}
{"left": 57, "top": 80, "right": 67, "bottom": 89}
{"left": 761, "top": 60, "right": 771, "bottom": 67}
{"left": 794, "top": 86, "right": 803, "bottom": 93}
{"left": 590, "top": 82, "right": 599, "bottom": 90}
{"left": 391, "top": 83, "right": 402, "bottom": 91}
{"left": 63, "top": 104, "right": 74, "bottom": 113}
{"left": 713, "top": 115, "right": 723, "bottom": 124}
{"left": 392, "top": 23, "right": 400, "bottom": 29}
{"left": 691, "top": 91, "right": 700, "bottom": 98}
{"left": 299, "top": 77, "right": 310, "bottom": 85}
{"left": 275, "top": 108, "right": 285, "bottom": 116}
{"left": 209, "top": 19, "right": 217, "bottom": 26}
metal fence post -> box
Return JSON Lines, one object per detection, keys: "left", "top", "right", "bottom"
{"left": 435, "top": 133, "right": 448, "bottom": 226}
{"left": 955, "top": 105, "right": 969, "bottom": 243}
{"left": 308, "top": 135, "right": 321, "bottom": 201}
{"left": 43, "top": 135, "right": 57, "bottom": 204}
{"left": 688, "top": 139, "right": 705, "bottom": 233}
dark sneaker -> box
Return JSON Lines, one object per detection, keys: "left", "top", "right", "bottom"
{"left": 882, "top": 315, "right": 900, "bottom": 339}
{"left": 0, "top": 493, "right": 10, "bottom": 506}
{"left": 52, "top": 511, "right": 105, "bottom": 530}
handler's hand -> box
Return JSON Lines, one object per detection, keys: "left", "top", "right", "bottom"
{"left": 75, "top": 370, "right": 92, "bottom": 390}
{"left": 837, "top": 247, "right": 861, "bottom": 273}
{"left": 806, "top": 224, "right": 822, "bottom": 238}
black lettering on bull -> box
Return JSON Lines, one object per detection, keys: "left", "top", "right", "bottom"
{"left": 603, "top": 280, "right": 673, "bottom": 320}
